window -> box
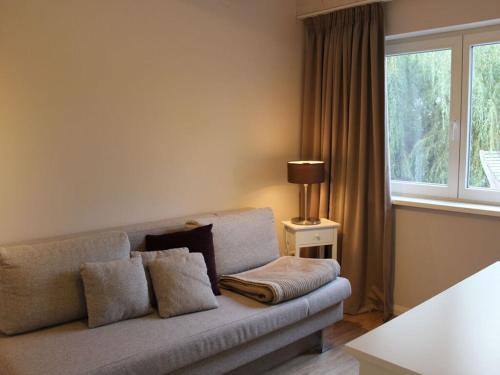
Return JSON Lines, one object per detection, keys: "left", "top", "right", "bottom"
{"left": 459, "top": 30, "right": 500, "bottom": 204}
{"left": 386, "top": 28, "right": 500, "bottom": 204}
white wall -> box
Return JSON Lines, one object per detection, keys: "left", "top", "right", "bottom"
{"left": 296, "top": 0, "right": 500, "bottom": 35}
{"left": 0, "top": 0, "right": 303, "bottom": 245}
{"left": 394, "top": 207, "right": 500, "bottom": 310}
{"left": 384, "top": 0, "right": 500, "bottom": 36}
{"left": 296, "top": 0, "right": 369, "bottom": 16}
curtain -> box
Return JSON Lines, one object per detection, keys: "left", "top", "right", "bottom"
{"left": 301, "top": 3, "right": 393, "bottom": 318}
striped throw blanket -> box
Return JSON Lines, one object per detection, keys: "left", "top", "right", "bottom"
{"left": 219, "top": 256, "right": 340, "bottom": 304}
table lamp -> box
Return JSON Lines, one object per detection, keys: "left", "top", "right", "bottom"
{"left": 287, "top": 160, "right": 325, "bottom": 225}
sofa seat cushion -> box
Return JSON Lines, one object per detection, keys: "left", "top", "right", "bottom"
{"left": 0, "top": 277, "right": 350, "bottom": 375}
{"left": 0, "top": 292, "right": 304, "bottom": 375}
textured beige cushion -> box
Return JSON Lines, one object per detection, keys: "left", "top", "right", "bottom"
{"left": 0, "top": 231, "right": 130, "bottom": 335}
{"left": 80, "top": 257, "right": 152, "bottom": 328}
{"left": 149, "top": 253, "right": 218, "bottom": 318}
{"left": 189, "top": 207, "right": 280, "bottom": 275}
{"left": 131, "top": 248, "right": 189, "bottom": 304}
{"left": 131, "top": 248, "right": 189, "bottom": 266}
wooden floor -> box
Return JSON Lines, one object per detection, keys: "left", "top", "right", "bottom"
{"left": 265, "top": 312, "right": 384, "bottom": 375}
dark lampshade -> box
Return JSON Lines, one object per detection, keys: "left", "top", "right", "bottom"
{"left": 287, "top": 161, "right": 325, "bottom": 184}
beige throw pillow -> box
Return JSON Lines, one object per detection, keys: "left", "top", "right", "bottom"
{"left": 131, "top": 248, "right": 189, "bottom": 266}
{"left": 80, "top": 257, "right": 152, "bottom": 328}
{"left": 149, "top": 253, "right": 219, "bottom": 318}
{"left": 131, "top": 248, "right": 189, "bottom": 305}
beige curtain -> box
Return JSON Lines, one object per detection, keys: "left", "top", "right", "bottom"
{"left": 301, "top": 3, "right": 393, "bottom": 318}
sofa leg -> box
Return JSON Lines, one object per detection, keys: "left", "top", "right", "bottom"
{"left": 313, "top": 329, "right": 332, "bottom": 353}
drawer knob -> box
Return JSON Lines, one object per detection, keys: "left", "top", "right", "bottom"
{"left": 315, "top": 233, "right": 320, "bottom": 240}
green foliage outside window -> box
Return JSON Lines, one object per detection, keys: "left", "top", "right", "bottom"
{"left": 387, "top": 43, "right": 500, "bottom": 188}
{"left": 469, "top": 43, "right": 500, "bottom": 188}
{"left": 387, "top": 49, "right": 451, "bottom": 185}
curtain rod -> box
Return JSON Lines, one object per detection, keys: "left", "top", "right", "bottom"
{"left": 297, "top": 0, "right": 391, "bottom": 20}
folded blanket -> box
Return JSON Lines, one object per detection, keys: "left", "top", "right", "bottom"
{"left": 219, "top": 256, "right": 340, "bottom": 304}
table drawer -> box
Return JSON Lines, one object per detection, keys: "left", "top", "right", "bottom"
{"left": 297, "top": 229, "right": 335, "bottom": 245}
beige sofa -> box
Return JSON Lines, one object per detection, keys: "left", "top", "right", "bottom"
{"left": 0, "top": 208, "right": 351, "bottom": 375}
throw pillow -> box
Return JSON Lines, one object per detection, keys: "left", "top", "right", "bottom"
{"left": 149, "top": 253, "right": 219, "bottom": 318}
{"left": 80, "top": 257, "right": 152, "bottom": 328}
{"left": 131, "top": 248, "right": 189, "bottom": 305}
{"left": 145, "top": 225, "right": 220, "bottom": 295}
{"left": 131, "top": 248, "right": 189, "bottom": 266}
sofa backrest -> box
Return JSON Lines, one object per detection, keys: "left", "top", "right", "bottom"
{"left": 1, "top": 208, "right": 247, "bottom": 252}
{"left": 0, "top": 231, "right": 130, "bottom": 335}
{"left": 189, "top": 207, "right": 280, "bottom": 276}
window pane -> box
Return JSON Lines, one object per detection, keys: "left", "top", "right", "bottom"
{"left": 467, "top": 42, "right": 500, "bottom": 190}
{"left": 387, "top": 49, "right": 452, "bottom": 185}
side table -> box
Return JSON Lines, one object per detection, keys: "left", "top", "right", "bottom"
{"left": 282, "top": 219, "right": 340, "bottom": 259}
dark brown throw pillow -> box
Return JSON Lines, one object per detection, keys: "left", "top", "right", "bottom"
{"left": 145, "top": 224, "right": 220, "bottom": 295}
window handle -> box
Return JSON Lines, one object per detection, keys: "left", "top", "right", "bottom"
{"left": 451, "top": 121, "right": 459, "bottom": 142}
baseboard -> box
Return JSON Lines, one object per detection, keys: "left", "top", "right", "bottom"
{"left": 393, "top": 304, "right": 410, "bottom": 316}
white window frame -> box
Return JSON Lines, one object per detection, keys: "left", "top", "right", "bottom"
{"left": 387, "top": 26, "right": 500, "bottom": 205}
{"left": 386, "top": 35, "right": 462, "bottom": 199}
{"left": 458, "top": 29, "right": 500, "bottom": 204}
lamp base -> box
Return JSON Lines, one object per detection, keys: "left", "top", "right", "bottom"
{"left": 291, "top": 217, "right": 321, "bottom": 225}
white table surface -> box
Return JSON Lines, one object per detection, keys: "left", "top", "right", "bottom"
{"left": 345, "top": 261, "right": 500, "bottom": 375}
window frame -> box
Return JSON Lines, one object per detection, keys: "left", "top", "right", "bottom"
{"left": 386, "top": 27, "right": 500, "bottom": 205}
{"left": 386, "top": 35, "right": 463, "bottom": 199}
{"left": 458, "top": 29, "right": 500, "bottom": 204}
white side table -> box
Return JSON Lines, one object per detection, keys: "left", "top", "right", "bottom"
{"left": 282, "top": 219, "right": 340, "bottom": 260}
